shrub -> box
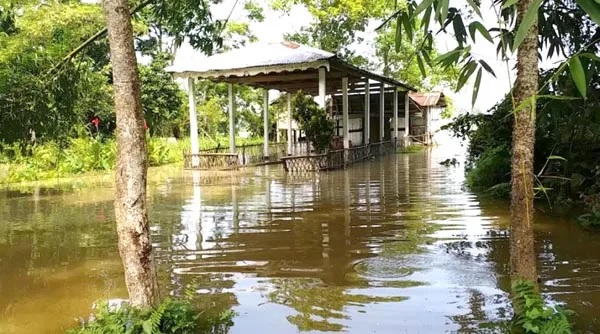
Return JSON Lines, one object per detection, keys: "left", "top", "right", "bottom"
{"left": 292, "top": 92, "right": 335, "bottom": 153}
{"left": 466, "top": 145, "right": 511, "bottom": 196}
{"left": 68, "top": 298, "right": 234, "bottom": 334}
{"left": 511, "top": 280, "right": 572, "bottom": 334}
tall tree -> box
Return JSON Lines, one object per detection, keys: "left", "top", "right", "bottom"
{"left": 381, "top": 0, "right": 600, "bottom": 287}
{"left": 510, "top": 0, "right": 538, "bottom": 283}
{"left": 272, "top": 0, "right": 386, "bottom": 65}
{"left": 102, "top": 0, "right": 158, "bottom": 308}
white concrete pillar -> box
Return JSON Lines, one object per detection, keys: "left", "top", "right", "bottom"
{"left": 318, "top": 67, "right": 327, "bottom": 108}
{"left": 425, "top": 106, "right": 431, "bottom": 145}
{"left": 342, "top": 77, "right": 349, "bottom": 149}
{"left": 393, "top": 88, "right": 399, "bottom": 142}
{"left": 404, "top": 92, "right": 410, "bottom": 146}
{"left": 263, "top": 90, "right": 269, "bottom": 159}
{"left": 276, "top": 114, "right": 281, "bottom": 143}
{"left": 364, "top": 80, "right": 370, "bottom": 145}
{"left": 287, "top": 92, "right": 292, "bottom": 155}
{"left": 188, "top": 77, "right": 199, "bottom": 167}
{"left": 228, "top": 83, "right": 236, "bottom": 153}
{"left": 379, "top": 83, "right": 385, "bottom": 142}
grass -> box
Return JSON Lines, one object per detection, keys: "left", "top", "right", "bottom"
{"left": 397, "top": 144, "right": 425, "bottom": 154}
{"left": 0, "top": 135, "right": 264, "bottom": 185}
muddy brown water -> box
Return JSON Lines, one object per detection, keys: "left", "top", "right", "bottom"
{"left": 1, "top": 147, "right": 598, "bottom": 333}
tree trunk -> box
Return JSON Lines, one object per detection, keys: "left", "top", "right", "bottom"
{"left": 510, "top": 0, "right": 539, "bottom": 285}
{"left": 102, "top": 0, "right": 159, "bottom": 308}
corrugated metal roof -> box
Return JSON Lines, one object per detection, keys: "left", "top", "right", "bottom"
{"left": 409, "top": 92, "right": 446, "bottom": 107}
{"left": 167, "top": 41, "right": 335, "bottom": 74}
{"left": 166, "top": 41, "right": 416, "bottom": 92}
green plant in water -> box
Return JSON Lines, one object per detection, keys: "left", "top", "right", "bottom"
{"left": 511, "top": 280, "right": 572, "bottom": 334}
{"left": 292, "top": 91, "right": 334, "bottom": 153}
{"left": 68, "top": 298, "right": 235, "bottom": 334}
{"left": 397, "top": 144, "right": 424, "bottom": 154}
{"left": 577, "top": 210, "right": 600, "bottom": 229}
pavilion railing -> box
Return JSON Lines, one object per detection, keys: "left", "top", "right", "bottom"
{"left": 185, "top": 142, "right": 288, "bottom": 170}
{"left": 183, "top": 153, "right": 240, "bottom": 170}
{"left": 282, "top": 140, "right": 396, "bottom": 173}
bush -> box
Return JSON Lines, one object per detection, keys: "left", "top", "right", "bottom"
{"left": 511, "top": 280, "right": 572, "bottom": 334}
{"left": 466, "top": 145, "right": 511, "bottom": 194}
{"left": 68, "top": 298, "right": 234, "bottom": 334}
{"left": 292, "top": 92, "right": 335, "bottom": 153}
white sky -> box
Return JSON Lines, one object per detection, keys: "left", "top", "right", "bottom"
{"left": 173, "top": 0, "right": 521, "bottom": 113}
{"left": 83, "top": 0, "right": 562, "bottom": 113}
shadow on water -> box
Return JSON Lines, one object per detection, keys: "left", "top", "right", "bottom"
{"left": 0, "top": 147, "right": 599, "bottom": 333}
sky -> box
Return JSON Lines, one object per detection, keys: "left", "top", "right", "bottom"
{"left": 172, "top": 0, "right": 521, "bottom": 114}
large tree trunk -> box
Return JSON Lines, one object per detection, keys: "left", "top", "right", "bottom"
{"left": 510, "top": 0, "right": 539, "bottom": 284}
{"left": 102, "top": 0, "right": 159, "bottom": 308}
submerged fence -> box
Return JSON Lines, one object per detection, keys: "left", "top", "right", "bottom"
{"left": 184, "top": 142, "right": 298, "bottom": 170}
{"left": 281, "top": 140, "right": 396, "bottom": 173}
{"left": 184, "top": 140, "right": 397, "bottom": 171}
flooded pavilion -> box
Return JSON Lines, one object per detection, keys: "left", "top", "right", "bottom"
{"left": 166, "top": 41, "right": 446, "bottom": 171}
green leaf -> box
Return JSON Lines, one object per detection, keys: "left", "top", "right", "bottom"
{"left": 479, "top": 59, "right": 496, "bottom": 77}
{"left": 576, "top": 0, "right": 600, "bottom": 26}
{"left": 456, "top": 61, "right": 477, "bottom": 91}
{"left": 512, "top": 0, "right": 543, "bottom": 52}
{"left": 452, "top": 14, "right": 467, "bottom": 45}
{"left": 433, "top": 48, "right": 462, "bottom": 66}
{"left": 422, "top": 6, "right": 432, "bottom": 33}
{"left": 580, "top": 52, "right": 600, "bottom": 62}
{"left": 526, "top": 307, "right": 542, "bottom": 319}
{"left": 469, "top": 21, "right": 493, "bottom": 43}
{"left": 402, "top": 12, "right": 413, "bottom": 42}
{"left": 439, "top": 0, "right": 449, "bottom": 25}
{"left": 417, "top": 54, "right": 427, "bottom": 77}
{"left": 537, "top": 94, "right": 580, "bottom": 100}
{"left": 415, "top": 0, "right": 434, "bottom": 15}
{"left": 472, "top": 67, "right": 482, "bottom": 106}
{"left": 502, "top": 0, "right": 519, "bottom": 9}
{"left": 395, "top": 15, "right": 402, "bottom": 52}
{"left": 568, "top": 55, "right": 587, "bottom": 99}
{"left": 143, "top": 319, "right": 153, "bottom": 334}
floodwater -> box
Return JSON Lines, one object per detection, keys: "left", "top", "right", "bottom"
{"left": 1, "top": 146, "right": 599, "bottom": 333}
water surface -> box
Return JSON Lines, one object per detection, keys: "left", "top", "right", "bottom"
{"left": 1, "top": 147, "right": 598, "bottom": 333}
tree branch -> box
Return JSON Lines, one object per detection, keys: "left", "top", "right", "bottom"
{"left": 48, "top": 0, "right": 154, "bottom": 75}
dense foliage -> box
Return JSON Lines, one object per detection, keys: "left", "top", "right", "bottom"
{"left": 292, "top": 92, "right": 335, "bottom": 153}
{"left": 444, "top": 65, "right": 600, "bottom": 224}
{"left": 0, "top": 0, "right": 279, "bottom": 183}
{"left": 271, "top": 0, "right": 457, "bottom": 91}
{"left": 68, "top": 298, "right": 234, "bottom": 334}
{"left": 0, "top": 3, "right": 110, "bottom": 144}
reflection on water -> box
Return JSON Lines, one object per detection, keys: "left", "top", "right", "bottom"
{"left": 1, "top": 148, "right": 599, "bottom": 333}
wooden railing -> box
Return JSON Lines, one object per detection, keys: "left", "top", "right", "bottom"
{"left": 183, "top": 153, "right": 240, "bottom": 170}
{"left": 184, "top": 142, "right": 288, "bottom": 170}
{"left": 282, "top": 140, "right": 396, "bottom": 173}
{"left": 184, "top": 140, "right": 396, "bottom": 171}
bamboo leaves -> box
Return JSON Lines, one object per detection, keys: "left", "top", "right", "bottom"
{"left": 568, "top": 55, "right": 587, "bottom": 99}
{"left": 468, "top": 21, "right": 493, "bottom": 43}
{"left": 512, "top": 0, "right": 543, "bottom": 51}
{"left": 575, "top": 0, "right": 600, "bottom": 26}
{"left": 472, "top": 68, "right": 482, "bottom": 107}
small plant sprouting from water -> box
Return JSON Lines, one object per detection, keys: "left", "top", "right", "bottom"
{"left": 440, "top": 158, "right": 459, "bottom": 167}
{"left": 511, "top": 280, "right": 572, "bottom": 334}
{"left": 68, "top": 298, "right": 235, "bottom": 334}
{"left": 577, "top": 210, "right": 600, "bottom": 229}
{"left": 397, "top": 144, "right": 424, "bottom": 154}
